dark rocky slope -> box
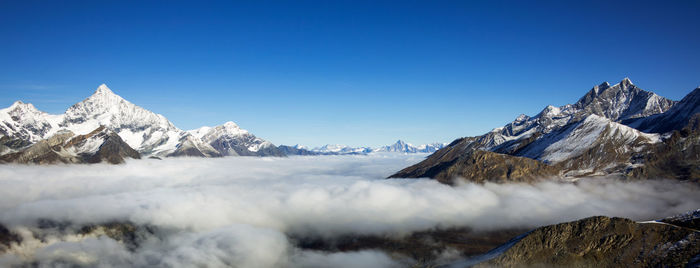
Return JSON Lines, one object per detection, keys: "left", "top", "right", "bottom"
{"left": 475, "top": 216, "right": 700, "bottom": 267}
{"left": 390, "top": 144, "right": 558, "bottom": 185}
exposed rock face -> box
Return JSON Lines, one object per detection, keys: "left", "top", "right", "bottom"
{"left": 661, "top": 209, "right": 700, "bottom": 230}
{"left": 167, "top": 135, "right": 222, "bottom": 158}
{"left": 572, "top": 78, "right": 675, "bottom": 122}
{"left": 625, "top": 87, "right": 700, "bottom": 134}
{"left": 187, "top": 121, "right": 285, "bottom": 157}
{"left": 475, "top": 216, "right": 700, "bottom": 268}
{"left": 294, "top": 227, "right": 528, "bottom": 266}
{"left": 71, "top": 126, "right": 142, "bottom": 164}
{"left": 0, "top": 131, "right": 78, "bottom": 164}
{"left": 627, "top": 114, "right": 700, "bottom": 182}
{"left": 0, "top": 126, "right": 140, "bottom": 164}
{"left": 391, "top": 146, "right": 558, "bottom": 185}
{"left": 390, "top": 79, "right": 698, "bottom": 184}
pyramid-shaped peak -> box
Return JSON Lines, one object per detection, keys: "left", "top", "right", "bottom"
{"left": 7, "top": 100, "right": 39, "bottom": 112}
{"left": 222, "top": 121, "right": 240, "bottom": 128}
{"left": 620, "top": 77, "right": 634, "bottom": 87}
{"left": 95, "top": 84, "right": 115, "bottom": 95}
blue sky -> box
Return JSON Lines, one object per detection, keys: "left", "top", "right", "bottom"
{"left": 1, "top": 0, "right": 699, "bottom": 147}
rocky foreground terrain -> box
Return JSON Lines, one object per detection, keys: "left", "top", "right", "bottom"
{"left": 472, "top": 215, "right": 699, "bottom": 267}
{"left": 0, "top": 210, "right": 697, "bottom": 267}
{"left": 391, "top": 79, "right": 700, "bottom": 184}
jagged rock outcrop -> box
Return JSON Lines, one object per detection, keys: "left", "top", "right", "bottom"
{"left": 627, "top": 87, "right": 700, "bottom": 133}
{"left": 476, "top": 216, "right": 700, "bottom": 267}
{"left": 391, "top": 147, "right": 558, "bottom": 185}
{"left": 0, "top": 126, "right": 140, "bottom": 164}
{"left": 627, "top": 114, "right": 700, "bottom": 182}
{"left": 188, "top": 121, "right": 285, "bottom": 157}
{"left": 167, "top": 134, "right": 222, "bottom": 157}
{"left": 70, "top": 126, "right": 142, "bottom": 164}
{"left": 390, "top": 79, "right": 699, "bottom": 184}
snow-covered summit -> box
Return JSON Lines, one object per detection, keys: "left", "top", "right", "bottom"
{"left": 481, "top": 78, "right": 675, "bottom": 151}
{"left": 311, "top": 144, "right": 373, "bottom": 154}
{"left": 375, "top": 140, "right": 446, "bottom": 153}
{"left": 0, "top": 100, "right": 62, "bottom": 142}
{"left": 188, "top": 121, "right": 280, "bottom": 156}
{"left": 1, "top": 84, "right": 281, "bottom": 158}
{"left": 62, "top": 84, "right": 178, "bottom": 134}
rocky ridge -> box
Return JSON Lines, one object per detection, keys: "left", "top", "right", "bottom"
{"left": 391, "top": 79, "right": 700, "bottom": 184}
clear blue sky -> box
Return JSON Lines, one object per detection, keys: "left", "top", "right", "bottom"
{"left": 1, "top": 0, "right": 699, "bottom": 147}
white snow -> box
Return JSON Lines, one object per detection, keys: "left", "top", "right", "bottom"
{"left": 1, "top": 84, "right": 278, "bottom": 158}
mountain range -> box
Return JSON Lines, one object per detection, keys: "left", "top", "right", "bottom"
{"left": 279, "top": 140, "right": 446, "bottom": 156}
{"left": 0, "top": 84, "right": 286, "bottom": 163}
{"left": 0, "top": 85, "right": 445, "bottom": 164}
{"left": 390, "top": 78, "right": 700, "bottom": 184}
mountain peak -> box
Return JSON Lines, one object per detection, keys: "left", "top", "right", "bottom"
{"left": 95, "top": 84, "right": 115, "bottom": 95}
{"left": 620, "top": 77, "right": 634, "bottom": 87}
{"left": 9, "top": 100, "right": 25, "bottom": 109}
{"left": 222, "top": 121, "right": 240, "bottom": 128}
{"left": 7, "top": 100, "right": 39, "bottom": 112}
{"left": 85, "top": 84, "right": 125, "bottom": 104}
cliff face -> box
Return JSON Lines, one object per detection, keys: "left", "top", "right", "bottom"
{"left": 477, "top": 216, "right": 700, "bottom": 268}
{"left": 627, "top": 114, "right": 700, "bottom": 182}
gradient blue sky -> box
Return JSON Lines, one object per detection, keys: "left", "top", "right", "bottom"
{"left": 1, "top": 0, "right": 699, "bottom": 147}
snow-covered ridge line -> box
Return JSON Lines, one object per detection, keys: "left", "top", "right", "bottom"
{"left": 0, "top": 84, "right": 281, "bottom": 158}
{"left": 281, "top": 140, "right": 447, "bottom": 155}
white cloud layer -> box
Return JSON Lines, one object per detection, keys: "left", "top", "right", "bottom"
{"left": 0, "top": 153, "right": 698, "bottom": 267}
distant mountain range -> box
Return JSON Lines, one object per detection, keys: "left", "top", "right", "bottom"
{"left": 0, "top": 85, "right": 444, "bottom": 164}
{"left": 279, "top": 140, "right": 446, "bottom": 156}
{"left": 390, "top": 78, "right": 700, "bottom": 183}
{"left": 0, "top": 84, "right": 287, "bottom": 163}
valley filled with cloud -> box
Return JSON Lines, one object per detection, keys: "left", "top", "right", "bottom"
{"left": 0, "top": 154, "right": 697, "bottom": 267}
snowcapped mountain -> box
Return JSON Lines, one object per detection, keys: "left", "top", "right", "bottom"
{"left": 391, "top": 78, "right": 699, "bottom": 183}
{"left": 311, "top": 144, "right": 373, "bottom": 154}
{"left": 375, "top": 140, "right": 446, "bottom": 153}
{"left": 280, "top": 140, "right": 446, "bottom": 155}
{"left": 625, "top": 87, "right": 700, "bottom": 134}
{"left": 0, "top": 84, "right": 283, "bottom": 161}
{"left": 572, "top": 78, "right": 675, "bottom": 121}
{"left": 188, "top": 121, "right": 284, "bottom": 156}
{"left": 278, "top": 144, "right": 319, "bottom": 156}
{"left": 59, "top": 84, "right": 187, "bottom": 156}
{"left": 0, "top": 101, "right": 62, "bottom": 143}
{"left": 477, "top": 78, "right": 674, "bottom": 152}
{"left": 0, "top": 126, "right": 140, "bottom": 164}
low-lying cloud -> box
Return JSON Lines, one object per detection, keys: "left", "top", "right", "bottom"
{"left": 0, "top": 154, "right": 698, "bottom": 267}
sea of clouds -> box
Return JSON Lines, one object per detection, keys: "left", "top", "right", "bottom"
{"left": 0, "top": 153, "right": 698, "bottom": 267}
